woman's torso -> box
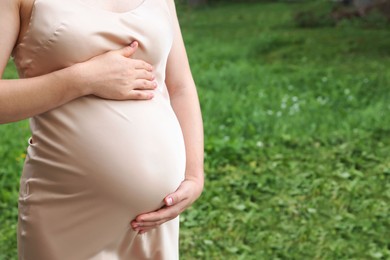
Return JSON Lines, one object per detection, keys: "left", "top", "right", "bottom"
{"left": 14, "top": 0, "right": 186, "bottom": 213}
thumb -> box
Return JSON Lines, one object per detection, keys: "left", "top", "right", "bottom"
{"left": 120, "top": 41, "right": 138, "bottom": 57}
{"left": 164, "top": 194, "right": 175, "bottom": 207}
{"left": 164, "top": 191, "right": 180, "bottom": 207}
{"left": 164, "top": 185, "right": 185, "bottom": 207}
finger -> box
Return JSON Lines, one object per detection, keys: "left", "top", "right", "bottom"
{"left": 163, "top": 183, "right": 189, "bottom": 207}
{"left": 118, "top": 41, "right": 138, "bottom": 58}
{"left": 131, "top": 218, "right": 167, "bottom": 231}
{"left": 133, "top": 79, "right": 157, "bottom": 90}
{"left": 132, "top": 218, "right": 169, "bottom": 232}
{"left": 127, "top": 90, "right": 154, "bottom": 100}
{"left": 136, "top": 200, "right": 187, "bottom": 223}
{"left": 135, "top": 219, "right": 167, "bottom": 229}
{"left": 133, "top": 60, "right": 153, "bottom": 71}
{"left": 135, "top": 70, "right": 155, "bottom": 81}
{"left": 135, "top": 206, "right": 173, "bottom": 223}
{"left": 132, "top": 206, "right": 185, "bottom": 230}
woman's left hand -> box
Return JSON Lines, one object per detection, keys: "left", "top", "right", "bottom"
{"left": 130, "top": 178, "right": 203, "bottom": 234}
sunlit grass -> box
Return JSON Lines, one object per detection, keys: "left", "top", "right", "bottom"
{"left": 1, "top": 1, "right": 390, "bottom": 259}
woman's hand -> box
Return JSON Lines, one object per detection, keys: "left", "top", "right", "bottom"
{"left": 130, "top": 177, "right": 203, "bottom": 234}
{"left": 76, "top": 41, "right": 157, "bottom": 100}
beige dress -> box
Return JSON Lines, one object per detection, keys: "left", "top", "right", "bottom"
{"left": 12, "top": 0, "right": 186, "bottom": 259}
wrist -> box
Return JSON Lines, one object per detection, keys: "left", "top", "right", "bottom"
{"left": 64, "top": 62, "right": 91, "bottom": 97}
{"left": 184, "top": 171, "right": 204, "bottom": 194}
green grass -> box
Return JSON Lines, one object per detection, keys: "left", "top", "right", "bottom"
{"left": 1, "top": 1, "right": 390, "bottom": 259}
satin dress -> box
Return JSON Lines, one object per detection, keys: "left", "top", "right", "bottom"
{"left": 12, "top": 0, "right": 186, "bottom": 259}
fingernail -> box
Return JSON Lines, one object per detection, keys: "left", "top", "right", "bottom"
{"left": 130, "top": 41, "right": 137, "bottom": 48}
{"left": 149, "top": 93, "right": 154, "bottom": 98}
{"left": 167, "top": 197, "right": 173, "bottom": 206}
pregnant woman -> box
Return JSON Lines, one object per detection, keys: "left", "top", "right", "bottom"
{"left": 0, "top": 0, "right": 204, "bottom": 259}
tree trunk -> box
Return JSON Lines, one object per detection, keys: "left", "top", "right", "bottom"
{"left": 354, "top": 0, "right": 390, "bottom": 19}
{"left": 188, "top": 0, "right": 207, "bottom": 8}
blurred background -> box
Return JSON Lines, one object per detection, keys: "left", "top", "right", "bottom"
{"left": 1, "top": 0, "right": 389, "bottom": 259}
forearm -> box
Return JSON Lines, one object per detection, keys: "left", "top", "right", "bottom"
{"left": 164, "top": 0, "right": 204, "bottom": 192}
{"left": 0, "top": 64, "right": 86, "bottom": 124}
{"left": 169, "top": 81, "right": 204, "bottom": 189}
{"left": 0, "top": 43, "right": 157, "bottom": 124}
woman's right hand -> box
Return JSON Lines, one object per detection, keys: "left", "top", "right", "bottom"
{"left": 1, "top": 0, "right": 155, "bottom": 124}
{"left": 77, "top": 41, "right": 157, "bottom": 100}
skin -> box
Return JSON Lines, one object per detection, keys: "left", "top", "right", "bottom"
{"left": 131, "top": 0, "right": 204, "bottom": 234}
{"left": 0, "top": 0, "right": 204, "bottom": 234}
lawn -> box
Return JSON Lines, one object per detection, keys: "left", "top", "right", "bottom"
{"left": 1, "top": 1, "right": 390, "bottom": 259}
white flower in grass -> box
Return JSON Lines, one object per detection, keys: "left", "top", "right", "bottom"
{"left": 258, "top": 91, "right": 265, "bottom": 98}
{"left": 316, "top": 96, "right": 328, "bottom": 105}
{"left": 281, "top": 95, "right": 288, "bottom": 109}
{"left": 289, "top": 103, "right": 300, "bottom": 115}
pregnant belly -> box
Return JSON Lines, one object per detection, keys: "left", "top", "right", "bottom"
{"left": 26, "top": 93, "right": 186, "bottom": 214}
